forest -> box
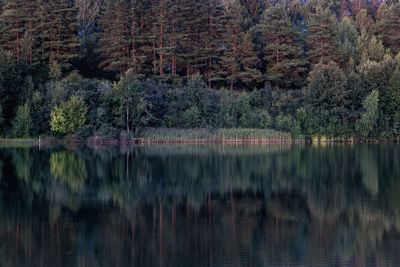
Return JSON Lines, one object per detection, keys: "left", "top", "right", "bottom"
{"left": 0, "top": 0, "right": 399, "bottom": 140}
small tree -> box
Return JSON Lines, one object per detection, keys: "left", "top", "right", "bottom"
{"left": 12, "top": 103, "right": 32, "bottom": 138}
{"left": 50, "top": 95, "right": 88, "bottom": 135}
{"left": 113, "top": 70, "right": 153, "bottom": 133}
{"left": 356, "top": 90, "right": 379, "bottom": 138}
{"left": 182, "top": 106, "right": 202, "bottom": 128}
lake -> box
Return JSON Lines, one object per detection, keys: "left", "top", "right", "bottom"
{"left": 0, "top": 144, "right": 400, "bottom": 267}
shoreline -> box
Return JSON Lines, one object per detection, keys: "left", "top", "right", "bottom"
{"left": 0, "top": 137, "right": 399, "bottom": 146}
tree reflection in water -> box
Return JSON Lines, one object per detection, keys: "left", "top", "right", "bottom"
{"left": 0, "top": 144, "right": 400, "bottom": 266}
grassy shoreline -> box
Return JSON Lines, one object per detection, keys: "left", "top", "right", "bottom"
{"left": 1, "top": 128, "right": 399, "bottom": 146}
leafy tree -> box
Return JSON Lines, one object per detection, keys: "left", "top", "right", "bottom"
{"left": 356, "top": 90, "right": 379, "bottom": 138}
{"left": 304, "top": 61, "right": 348, "bottom": 135}
{"left": 112, "top": 69, "right": 153, "bottom": 133}
{"left": 182, "top": 105, "right": 201, "bottom": 128}
{"left": 50, "top": 95, "right": 88, "bottom": 135}
{"left": 12, "top": 102, "right": 32, "bottom": 137}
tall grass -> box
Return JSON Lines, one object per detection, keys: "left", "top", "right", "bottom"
{"left": 141, "top": 128, "right": 302, "bottom": 143}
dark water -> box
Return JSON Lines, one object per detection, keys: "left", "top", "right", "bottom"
{"left": 0, "top": 144, "right": 400, "bottom": 267}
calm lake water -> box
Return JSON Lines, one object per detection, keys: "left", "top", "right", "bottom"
{"left": 0, "top": 144, "right": 400, "bottom": 267}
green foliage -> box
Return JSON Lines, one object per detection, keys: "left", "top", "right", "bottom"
{"left": 182, "top": 106, "right": 202, "bottom": 128}
{"left": 12, "top": 103, "right": 32, "bottom": 138}
{"left": 306, "top": 5, "right": 338, "bottom": 64}
{"left": 112, "top": 70, "right": 153, "bottom": 133}
{"left": 50, "top": 95, "right": 88, "bottom": 135}
{"left": 260, "top": 4, "right": 307, "bottom": 88}
{"left": 0, "top": 1, "right": 400, "bottom": 140}
{"left": 337, "top": 17, "right": 358, "bottom": 69}
{"left": 356, "top": 90, "right": 379, "bottom": 138}
{"left": 304, "top": 61, "right": 348, "bottom": 136}
{"left": 0, "top": 105, "right": 3, "bottom": 130}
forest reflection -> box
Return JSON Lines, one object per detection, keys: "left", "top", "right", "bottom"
{"left": 0, "top": 144, "right": 400, "bottom": 267}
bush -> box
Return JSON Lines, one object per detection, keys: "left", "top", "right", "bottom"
{"left": 181, "top": 106, "right": 202, "bottom": 128}
{"left": 50, "top": 95, "right": 88, "bottom": 135}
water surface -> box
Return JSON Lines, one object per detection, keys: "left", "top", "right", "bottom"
{"left": 0, "top": 144, "right": 400, "bottom": 266}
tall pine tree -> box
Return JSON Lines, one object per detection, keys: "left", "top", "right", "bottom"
{"left": 219, "top": 1, "right": 261, "bottom": 89}
{"left": 0, "top": 0, "right": 24, "bottom": 60}
{"left": 39, "top": 0, "right": 79, "bottom": 70}
{"left": 98, "top": 0, "right": 131, "bottom": 74}
{"left": 260, "top": 3, "right": 307, "bottom": 88}
{"left": 306, "top": 4, "right": 338, "bottom": 65}
{"left": 376, "top": 2, "right": 400, "bottom": 54}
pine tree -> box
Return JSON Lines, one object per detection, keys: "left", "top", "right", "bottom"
{"left": 98, "top": 0, "right": 131, "bottom": 74}
{"left": 219, "top": 1, "right": 261, "bottom": 89}
{"left": 201, "top": 0, "right": 226, "bottom": 87}
{"left": 20, "top": 0, "right": 40, "bottom": 65}
{"left": 306, "top": 5, "right": 338, "bottom": 65}
{"left": 150, "top": 0, "right": 177, "bottom": 78}
{"left": 0, "top": 0, "right": 24, "bottom": 60}
{"left": 0, "top": 0, "right": 41, "bottom": 64}
{"left": 351, "top": 0, "right": 367, "bottom": 15}
{"left": 260, "top": 4, "right": 307, "bottom": 88}
{"left": 39, "top": 0, "right": 80, "bottom": 70}
{"left": 132, "top": 0, "right": 160, "bottom": 76}
{"left": 376, "top": 3, "right": 400, "bottom": 54}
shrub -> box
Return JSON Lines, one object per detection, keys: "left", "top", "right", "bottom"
{"left": 50, "top": 95, "right": 88, "bottom": 135}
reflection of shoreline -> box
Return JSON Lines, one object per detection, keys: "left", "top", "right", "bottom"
{"left": 0, "top": 192, "right": 400, "bottom": 267}
{"left": 1, "top": 145, "right": 400, "bottom": 266}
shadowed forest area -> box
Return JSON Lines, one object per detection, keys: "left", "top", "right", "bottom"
{"left": 0, "top": 0, "right": 400, "bottom": 140}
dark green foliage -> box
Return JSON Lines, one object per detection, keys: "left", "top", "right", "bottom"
{"left": 40, "top": 0, "right": 80, "bottom": 70}
{"left": 376, "top": 3, "right": 400, "bottom": 54}
{"left": 97, "top": 0, "right": 131, "bottom": 74}
{"left": 260, "top": 4, "right": 307, "bottom": 88}
{"left": 0, "top": 0, "right": 399, "bottom": 140}
{"left": 306, "top": 5, "right": 338, "bottom": 64}
{"left": 12, "top": 102, "right": 32, "bottom": 137}
{"left": 219, "top": 1, "right": 262, "bottom": 89}
{"left": 303, "top": 61, "right": 348, "bottom": 136}
{"left": 356, "top": 89, "right": 379, "bottom": 138}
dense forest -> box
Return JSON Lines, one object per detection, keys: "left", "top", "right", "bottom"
{"left": 0, "top": 0, "right": 399, "bottom": 140}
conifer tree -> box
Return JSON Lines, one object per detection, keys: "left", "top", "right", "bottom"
{"left": 219, "top": 1, "right": 261, "bottom": 89}
{"left": 306, "top": 5, "right": 338, "bottom": 65}
{"left": 376, "top": 2, "right": 400, "bottom": 54}
{"left": 0, "top": 0, "right": 41, "bottom": 64}
{"left": 98, "top": 0, "right": 131, "bottom": 74}
{"left": 40, "top": 0, "right": 79, "bottom": 70}
{"left": 0, "top": 0, "right": 24, "bottom": 60}
{"left": 260, "top": 4, "right": 307, "bottom": 88}
{"left": 202, "top": 0, "right": 226, "bottom": 87}
{"left": 132, "top": 0, "right": 162, "bottom": 76}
